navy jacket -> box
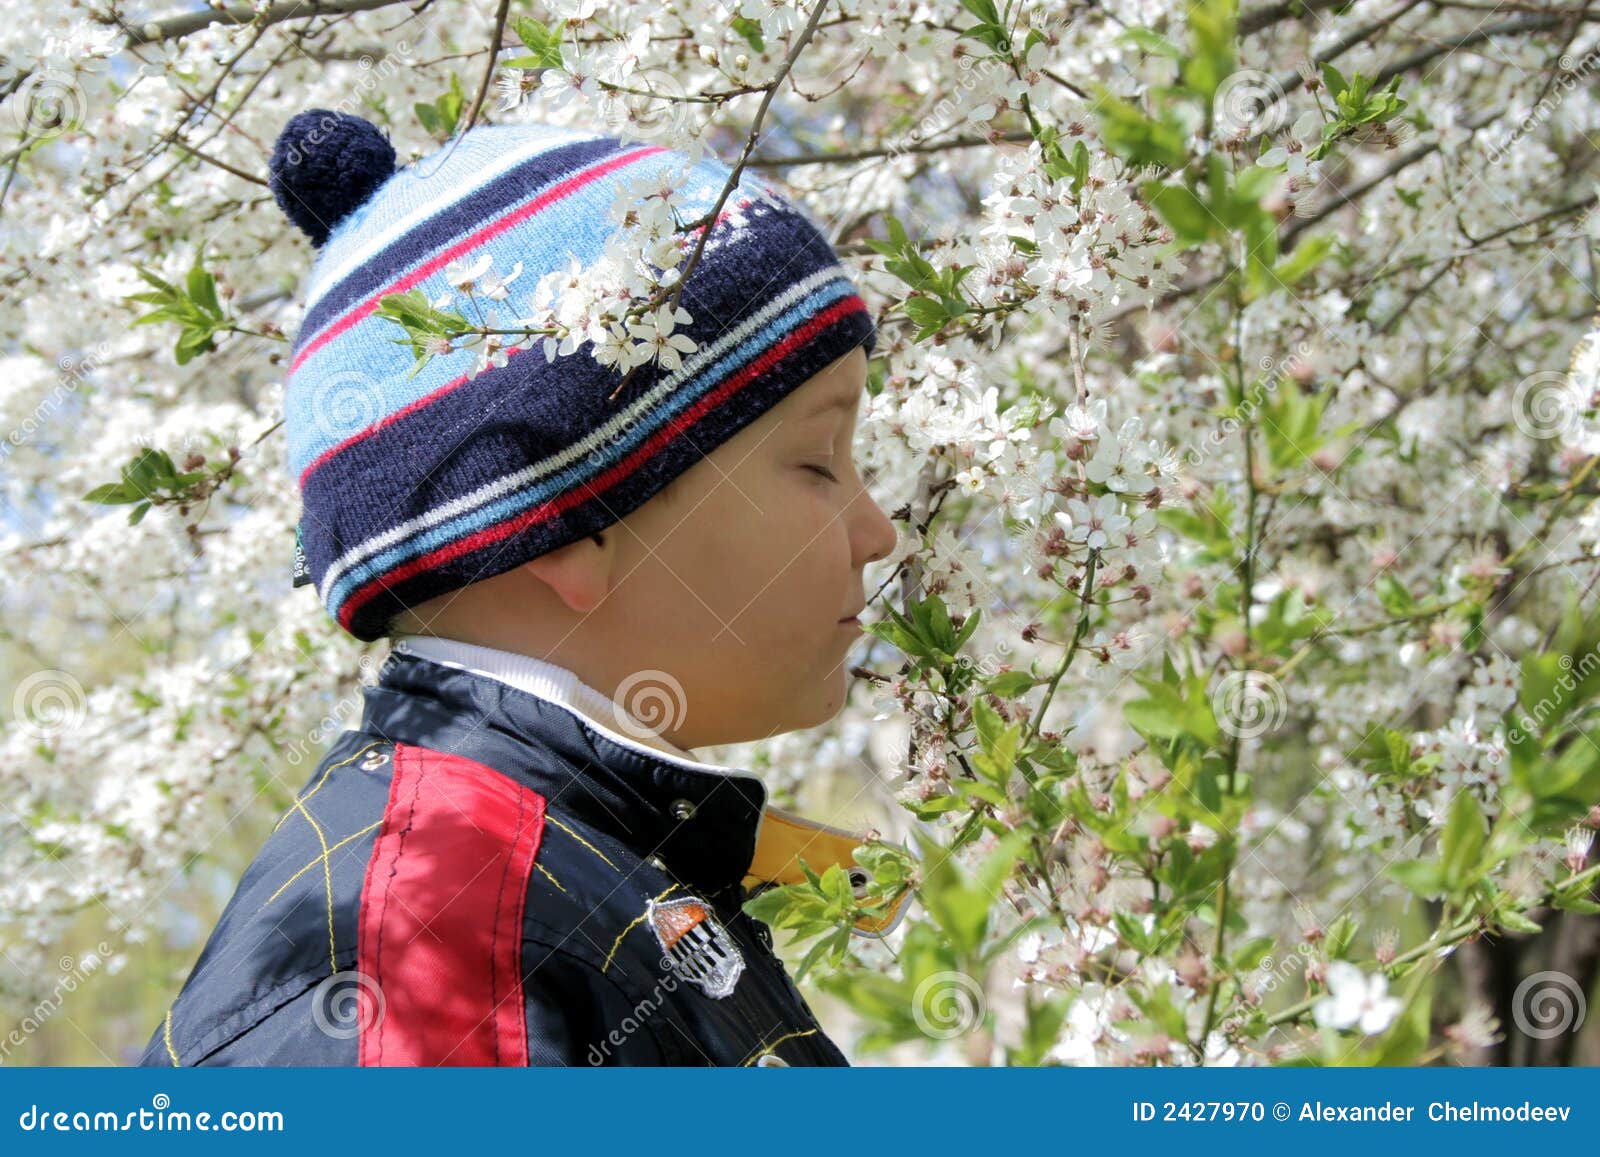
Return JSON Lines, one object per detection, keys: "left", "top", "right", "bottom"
{"left": 138, "top": 646, "right": 910, "bottom": 1066}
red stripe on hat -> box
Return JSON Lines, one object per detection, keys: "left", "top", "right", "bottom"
{"left": 336, "top": 293, "right": 869, "bottom": 633}
{"left": 356, "top": 742, "right": 545, "bottom": 1066}
{"left": 289, "top": 144, "right": 668, "bottom": 378}
{"left": 296, "top": 195, "right": 747, "bottom": 489}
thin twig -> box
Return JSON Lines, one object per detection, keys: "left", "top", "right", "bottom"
{"left": 606, "top": 0, "right": 836, "bottom": 402}
{"left": 457, "top": 0, "right": 513, "bottom": 138}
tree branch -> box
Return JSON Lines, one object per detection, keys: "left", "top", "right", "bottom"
{"left": 108, "top": 0, "right": 425, "bottom": 45}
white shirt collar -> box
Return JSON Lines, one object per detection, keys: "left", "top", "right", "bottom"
{"left": 388, "top": 633, "right": 736, "bottom": 773}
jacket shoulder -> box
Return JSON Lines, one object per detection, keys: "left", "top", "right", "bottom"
{"left": 142, "top": 729, "right": 397, "bottom": 1065}
{"left": 144, "top": 735, "right": 683, "bottom": 1066}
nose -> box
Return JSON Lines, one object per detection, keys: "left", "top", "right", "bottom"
{"left": 850, "top": 482, "right": 899, "bottom": 568}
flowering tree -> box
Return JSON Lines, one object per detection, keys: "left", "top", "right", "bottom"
{"left": 3, "top": 0, "right": 1600, "bottom": 1065}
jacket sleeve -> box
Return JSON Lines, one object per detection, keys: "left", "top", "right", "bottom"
{"left": 522, "top": 938, "right": 683, "bottom": 1066}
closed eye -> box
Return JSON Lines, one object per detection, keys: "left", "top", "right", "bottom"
{"left": 804, "top": 463, "right": 840, "bottom": 483}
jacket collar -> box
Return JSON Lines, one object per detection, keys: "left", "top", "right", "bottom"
{"left": 365, "top": 637, "right": 909, "bottom": 933}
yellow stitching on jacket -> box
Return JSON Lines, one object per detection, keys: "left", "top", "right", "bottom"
{"left": 287, "top": 795, "right": 339, "bottom": 970}
{"left": 602, "top": 883, "right": 681, "bottom": 973}
{"left": 258, "top": 821, "right": 382, "bottom": 910}
{"left": 272, "top": 741, "right": 385, "bottom": 833}
{"left": 741, "top": 1027, "right": 817, "bottom": 1065}
{"left": 534, "top": 861, "right": 567, "bottom": 893}
{"left": 163, "top": 1008, "right": 179, "bottom": 1066}
{"left": 546, "top": 815, "right": 620, "bottom": 872}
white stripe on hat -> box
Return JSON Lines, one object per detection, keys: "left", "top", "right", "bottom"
{"left": 305, "top": 125, "right": 607, "bottom": 310}
{"left": 317, "top": 264, "right": 856, "bottom": 604}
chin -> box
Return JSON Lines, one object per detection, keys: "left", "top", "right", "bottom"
{"left": 760, "top": 662, "right": 850, "bottom": 735}
{"left": 805, "top": 667, "right": 851, "bottom": 727}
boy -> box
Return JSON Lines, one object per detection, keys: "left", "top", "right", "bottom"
{"left": 139, "top": 109, "right": 912, "bottom": 1066}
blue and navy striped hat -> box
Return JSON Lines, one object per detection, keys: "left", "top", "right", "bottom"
{"left": 268, "top": 109, "right": 876, "bottom": 642}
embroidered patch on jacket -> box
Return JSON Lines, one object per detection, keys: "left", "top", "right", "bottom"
{"left": 647, "top": 896, "right": 744, "bottom": 999}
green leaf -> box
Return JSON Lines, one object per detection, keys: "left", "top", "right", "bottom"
{"left": 914, "top": 828, "right": 1025, "bottom": 960}
{"left": 1183, "top": 0, "right": 1239, "bottom": 102}
{"left": 1143, "top": 180, "right": 1215, "bottom": 244}
{"left": 1273, "top": 235, "right": 1334, "bottom": 288}
{"left": 1259, "top": 376, "right": 1331, "bottom": 472}
{"left": 1439, "top": 789, "right": 1487, "bottom": 891}
{"left": 124, "top": 258, "right": 230, "bottom": 364}
{"left": 1517, "top": 725, "right": 1600, "bottom": 829}
{"left": 728, "top": 15, "right": 765, "bottom": 53}
{"left": 415, "top": 72, "right": 466, "bottom": 141}
{"left": 956, "top": 12, "right": 1012, "bottom": 55}
{"left": 511, "top": 17, "right": 565, "bottom": 70}
{"left": 984, "top": 670, "right": 1038, "bottom": 697}
{"left": 1498, "top": 909, "right": 1543, "bottom": 935}
{"left": 1550, "top": 890, "right": 1600, "bottom": 915}
{"left": 1124, "top": 670, "right": 1221, "bottom": 747}
{"left": 1155, "top": 485, "right": 1237, "bottom": 561}
{"left": 956, "top": 0, "right": 1002, "bottom": 26}
{"left": 1368, "top": 963, "right": 1434, "bottom": 1065}
{"left": 970, "top": 702, "right": 1021, "bottom": 788}
{"left": 1386, "top": 857, "right": 1446, "bottom": 899}
{"left": 1067, "top": 139, "right": 1091, "bottom": 196}
{"left": 1320, "top": 63, "right": 1349, "bottom": 102}
{"left": 901, "top": 294, "right": 958, "bottom": 339}
{"left": 1324, "top": 914, "right": 1359, "bottom": 960}
{"left": 1129, "top": 980, "right": 1191, "bottom": 1040}
{"left": 1375, "top": 574, "right": 1417, "bottom": 616}
{"left": 82, "top": 482, "right": 139, "bottom": 505}
{"left": 1119, "top": 27, "right": 1183, "bottom": 59}
{"left": 1092, "top": 85, "right": 1189, "bottom": 171}
{"left": 1009, "top": 990, "right": 1072, "bottom": 1066}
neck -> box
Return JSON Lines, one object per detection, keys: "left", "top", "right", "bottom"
{"left": 388, "top": 634, "right": 701, "bottom": 763}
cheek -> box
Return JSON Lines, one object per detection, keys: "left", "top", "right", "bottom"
{"left": 666, "top": 474, "right": 821, "bottom": 620}
{"left": 763, "top": 487, "right": 852, "bottom": 631}
{"left": 681, "top": 471, "right": 852, "bottom": 654}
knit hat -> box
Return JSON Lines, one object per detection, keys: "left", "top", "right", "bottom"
{"left": 268, "top": 109, "right": 877, "bottom": 643}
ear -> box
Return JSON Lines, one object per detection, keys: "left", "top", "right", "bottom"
{"left": 519, "top": 532, "right": 613, "bottom": 615}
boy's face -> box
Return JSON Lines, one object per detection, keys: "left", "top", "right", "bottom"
{"left": 394, "top": 344, "right": 899, "bottom": 751}
{"left": 600, "top": 344, "right": 899, "bottom": 747}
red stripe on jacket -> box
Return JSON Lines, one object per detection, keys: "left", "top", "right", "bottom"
{"left": 357, "top": 742, "right": 545, "bottom": 1066}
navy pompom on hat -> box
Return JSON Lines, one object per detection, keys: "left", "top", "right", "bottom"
{"left": 268, "top": 110, "right": 398, "bottom": 248}
{"left": 270, "top": 109, "right": 877, "bottom": 642}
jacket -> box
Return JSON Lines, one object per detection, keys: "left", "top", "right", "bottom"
{"left": 137, "top": 640, "right": 911, "bottom": 1067}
